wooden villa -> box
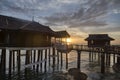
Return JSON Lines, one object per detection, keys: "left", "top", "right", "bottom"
{"left": 54, "top": 30, "right": 71, "bottom": 52}
{"left": 0, "top": 15, "right": 54, "bottom": 47}
{"left": 85, "top": 34, "right": 114, "bottom": 47}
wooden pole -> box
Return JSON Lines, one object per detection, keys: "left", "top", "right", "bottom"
{"left": 9, "top": 50, "right": 12, "bottom": 78}
{"left": 30, "top": 50, "right": 33, "bottom": 63}
{"left": 60, "top": 52, "right": 63, "bottom": 68}
{"left": 17, "top": 50, "right": 21, "bottom": 73}
{"left": 48, "top": 48, "right": 51, "bottom": 66}
{"left": 57, "top": 50, "right": 59, "bottom": 70}
{"left": 89, "top": 52, "right": 91, "bottom": 62}
{"left": 77, "top": 50, "right": 81, "bottom": 71}
{"left": 44, "top": 49, "right": 47, "bottom": 72}
{"left": 113, "top": 53, "right": 115, "bottom": 64}
{"left": 52, "top": 47, "right": 55, "bottom": 72}
{"left": 13, "top": 51, "right": 15, "bottom": 71}
{"left": 36, "top": 50, "right": 41, "bottom": 72}
{"left": 0, "top": 49, "right": 6, "bottom": 79}
{"left": 33, "top": 50, "right": 36, "bottom": 70}
{"left": 40, "top": 50, "right": 43, "bottom": 72}
{"left": 101, "top": 53, "right": 105, "bottom": 73}
{"left": 98, "top": 52, "right": 101, "bottom": 64}
{"left": 66, "top": 52, "right": 68, "bottom": 69}
{"left": 117, "top": 54, "right": 120, "bottom": 64}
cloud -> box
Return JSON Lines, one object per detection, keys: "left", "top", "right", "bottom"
{"left": 0, "top": 0, "right": 120, "bottom": 32}
{"left": 69, "top": 20, "right": 107, "bottom": 28}
{"left": 44, "top": 0, "right": 109, "bottom": 27}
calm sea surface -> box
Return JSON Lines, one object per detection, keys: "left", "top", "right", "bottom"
{"left": 2, "top": 50, "right": 120, "bottom": 80}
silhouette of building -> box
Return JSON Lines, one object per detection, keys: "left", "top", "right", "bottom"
{"left": 85, "top": 34, "right": 114, "bottom": 47}
{"left": 0, "top": 15, "right": 54, "bottom": 47}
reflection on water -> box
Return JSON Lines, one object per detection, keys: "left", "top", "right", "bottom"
{"left": 1, "top": 50, "right": 120, "bottom": 80}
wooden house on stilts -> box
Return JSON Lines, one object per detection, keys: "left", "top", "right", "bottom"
{"left": 0, "top": 15, "right": 54, "bottom": 47}
{"left": 85, "top": 34, "right": 114, "bottom": 47}
{"left": 54, "top": 31, "right": 72, "bottom": 52}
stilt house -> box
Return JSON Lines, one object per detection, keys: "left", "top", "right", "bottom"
{"left": 0, "top": 15, "right": 54, "bottom": 47}
{"left": 85, "top": 34, "right": 114, "bottom": 47}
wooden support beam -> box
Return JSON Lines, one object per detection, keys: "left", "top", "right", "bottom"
{"left": 101, "top": 53, "right": 105, "bottom": 73}
{"left": 66, "top": 52, "right": 68, "bottom": 69}
{"left": 57, "top": 50, "right": 59, "bottom": 70}
{"left": 36, "top": 50, "right": 41, "bottom": 72}
{"left": 40, "top": 50, "right": 43, "bottom": 72}
{"left": 0, "top": 49, "right": 6, "bottom": 79}
{"left": 44, "top": 49, "right": 47, "bottom": 72}
{"left": 12, "top": 51, "right": 15, "bottom": 71}
{"left": 33, "top": 50, "right": 36, "bottom": 70}
{"left": 60, "top": 52, "right": 63, "bottom": 68}
{"left": 17, "top": 50, "right": 21, "bottom": 73}
{"left": 48, "top": 48, "right": 51, "bottom": 66}
{"left": 52, "top": 47, "right": 55, "bottom": 72}
{"left": 77, "top": 50, "right": 81, "bottom": 70}
{"left": 9, "top": 50, "right": 12, "bottom": 78}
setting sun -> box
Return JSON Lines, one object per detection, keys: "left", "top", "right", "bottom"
{"left": 67, "top": 38, "right": 71, "bottom": 43}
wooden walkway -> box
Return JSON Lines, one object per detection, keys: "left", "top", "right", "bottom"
{"left": 0, "top": 45, "right": 120, "bottom": 79}
{"left": 72, "top": 45, "right": 120, "bottom": 73}
{"left": 72, "top": 45, "right": 120, "bottom": 54}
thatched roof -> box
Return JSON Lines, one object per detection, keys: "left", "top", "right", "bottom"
{"left": 85, "top": 34, "right": 114, "bottom": 41}
{"left": 55, "top": 30, "right": 70, "bottom": 38}
{"left": 0, "top": 15, "right": 54, "bottom": 35}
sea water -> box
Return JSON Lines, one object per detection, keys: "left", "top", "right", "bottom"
{"left": 2, "top": 50, "right": 120, "bottom": 80}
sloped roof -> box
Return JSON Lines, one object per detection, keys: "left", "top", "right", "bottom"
{"left": 85, "top": 34, "right": 114, "bottom": 41}
{"left": 55, "top": 30, "right": 70, "bottom": 38}
{"left": 0, "top": 15, "right": 54, "bottom": 35}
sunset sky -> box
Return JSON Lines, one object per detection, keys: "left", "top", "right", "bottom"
{"left": 0, "top": 0, "right": 120, "bottom": 44}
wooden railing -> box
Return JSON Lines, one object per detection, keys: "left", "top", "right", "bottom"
{"left": 72, "top": 45, "right": 120, "bottom": 54}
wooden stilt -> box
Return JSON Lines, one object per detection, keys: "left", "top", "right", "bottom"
{"left": 117, "top": 54, "right": 120, "bottom": 64}
{"left": 89, "top": 52, "right": 91, "bottom": 62}
{"left": 101, "top": 53, "right": 105, "bottom": 73}
{"left": 25, "top": 50, "right": 30, "bottom": 65}
{"left": 66, "top": 52, "right": 68, "bottom": 69}
{"left": 48, "top": 48, "right": 51, "bottom": 66}
{"left": 113, "top": 53, "right": 115, "bottom": 64}
{"left": 57, "top": 50, "right": 59, "bottom": 70}
{"left": 98, "top": 52, "right": 101, "bottom": 64}
{"left": 17, "top": 50, "right": 21, "bottom": 80}
{"left": 44, "top": 49, "right": 47, "bottom": 72}
{"left": 60, "top": 52, "right": 63, "bottom": 68}
{"left": 30, "top": 50, "right": 33, "bottom": 63}
{"left": 77, "top": 50, "right": 81, "bottom": 71}
{"left": 0, "top": 49, "right": 6, "bottom": 79}
{"left": 9, "top": 50, "right": 12, "bottom": 78}
{"left": 33, "top": 50, "right": 36, "bottom": 70}
{"left": 17, "top": 50, "right": 21, "bottom": 73}
{"left": 36, "top": 50, "right": 41, "bottom": 72}
{"left": 52, "top": 47, "right": 55, "bottom": 72}
{"left": 12, "top": 51, "right": 15, "bottom": 71}
{"left": 40, "top": 50, "right": 43, "bottom": 72}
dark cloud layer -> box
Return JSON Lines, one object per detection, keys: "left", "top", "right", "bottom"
{"left": 0, "top": 0, "right": 120, "bottom": 34}
{"left": 44, "top": 0, "right": 120, "bottom": 31}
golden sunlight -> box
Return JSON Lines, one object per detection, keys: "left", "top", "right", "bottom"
{"left": 67, "top": 38, "right": 71, "bottom": 43}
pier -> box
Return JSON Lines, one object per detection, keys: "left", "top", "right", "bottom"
{"left": 72, "top": 45, "right": 120, "bottom": 73}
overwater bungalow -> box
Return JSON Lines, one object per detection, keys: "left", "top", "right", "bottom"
{"left": 0, "top": 15, "right": 54, "bottom": 47}
{"left": 54, "top": 30, "right": 72, "bottom": 52}
{"left": 85, "top": 34, "right": 114, "bottom": 47}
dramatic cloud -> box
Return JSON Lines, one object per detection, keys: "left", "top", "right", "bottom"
{"left": 0, "top": 0, "right": 120, "bottom": 44}
{"left": 44, "top": 0, "right": 120, "bottom": 29}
